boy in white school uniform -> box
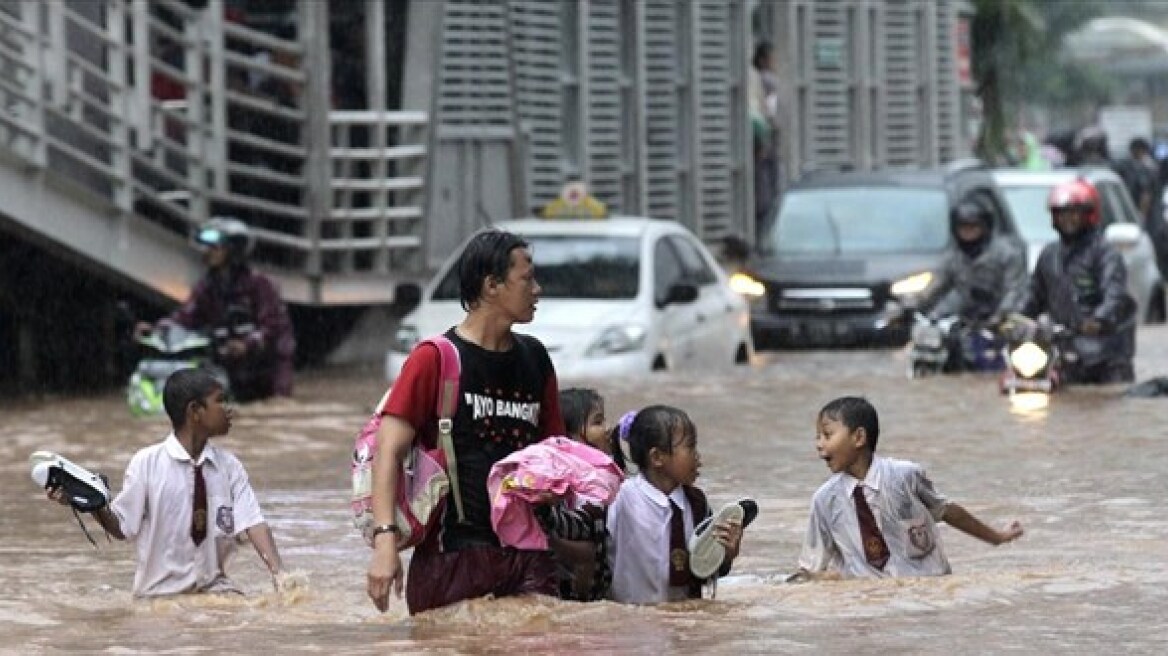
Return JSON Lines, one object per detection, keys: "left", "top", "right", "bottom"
{"left": 796, "top": 396, "right": 1023, "bottom": 580}
{"left": 47, "top": 368, "right": 284, "bottom": 596}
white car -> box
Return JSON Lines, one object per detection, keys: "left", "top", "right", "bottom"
{"left": 386, "top": 217, "right": 755, "bottom": 381}
{"left": 992, "top": 167, "right": 1166, "bottom": 323}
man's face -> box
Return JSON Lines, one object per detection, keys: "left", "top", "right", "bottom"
{"left": 1052, "top": 207, "right": 1086, "bottom": 237}
{"left": 495, "top": 247, "right": 540, "bottom": 324}
{"left": 203, "top": 244, "right": 229, "bottom": 269}
{"left": 955, "top": 221, "right": 986, "bottom": 244}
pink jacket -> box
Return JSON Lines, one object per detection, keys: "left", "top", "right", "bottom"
{"left": 488, "top": 436, "right": 624, "bottom": 550}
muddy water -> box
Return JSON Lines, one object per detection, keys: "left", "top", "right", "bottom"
{"left": 4, "top": 328, "right": 1168, "bottom": 654}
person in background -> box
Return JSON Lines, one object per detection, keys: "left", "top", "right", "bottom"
{"left": 1022, "top": 179, "right": 1137, "bottom": 384}
{"left": 138, "top": 217, "right": 296, "bottom": 401}
{"left": 749, "top": 40, "right": 783, "bottom": 238}
{"left": 1116, "top": 138, "right": 1159, "bottom": 222}
{"left": 929, "top": 200, "right": 1028, "bottom": 327}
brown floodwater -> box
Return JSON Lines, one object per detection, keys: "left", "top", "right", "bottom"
{"left": 3, "top": 326, "right": 1168, "bottom": 654}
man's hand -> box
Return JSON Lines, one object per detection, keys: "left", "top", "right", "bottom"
{"left": 221, "top": 338, "right": 248, "bottom": 359}
{"left": 366, "top": 536, "right": 404, "bottom": 612}
{"left": 1080, "top": 318, "right": 1103, "bottom": 336}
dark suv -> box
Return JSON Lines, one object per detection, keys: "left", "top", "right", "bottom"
{"left": 743, "top": 161, "right": 1023, "bottom": 348}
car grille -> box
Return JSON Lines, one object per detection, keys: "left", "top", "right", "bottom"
{"left": 774, "top": 287, "right": 876, "bottom": 313}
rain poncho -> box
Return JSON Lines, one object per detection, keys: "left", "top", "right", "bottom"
{"left": 1022, "top": 228, "right": 1136, "bottom": 375}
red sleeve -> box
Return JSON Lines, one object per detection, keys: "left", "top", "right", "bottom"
{"left": 539, "top": 368, "right": 565, "bottom": 438}
{"left": 381, "top": 342, "right": 440, "bottom": 446}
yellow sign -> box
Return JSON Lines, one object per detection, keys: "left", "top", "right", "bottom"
{"left": 542, "top": 182, "right": 607, "bottom": 219}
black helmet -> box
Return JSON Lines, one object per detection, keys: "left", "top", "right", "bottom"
{"left": 950, "top": 201, "right": 990, "bottom": 230}
{"left": 195, "top": 217, "right": 255, "bottom": 263}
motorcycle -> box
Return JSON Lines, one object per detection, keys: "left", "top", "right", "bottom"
{"left": 998, "top": 314, "right": 1075, "bottom": 396}
{"left": 127, "top": 322, "right": 230, "bottom": 417}
{"left": 906, "top": 312, "right": 1004, "bottom": 379}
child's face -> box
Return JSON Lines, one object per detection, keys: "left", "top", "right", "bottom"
{"left": 653, "top": 426, "right": 701, "bottom": 489}
{"left": 193, "top": 386, "right": 233, "bottom": 437}
{"left": 815, "top": 413, "right": 866, "bottom": 475}
{"left": 581, "top": 404, "right": 609, "bottom": 454}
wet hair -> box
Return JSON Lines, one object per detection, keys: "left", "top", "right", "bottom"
{"left": 1130, "top": 137, "right": 1152, "bottom": 155}
{"left": 752, "top": 40, "right": 773, "bottom": 69}
{"left": 607, "top": 424, "right": 628, "bottom": 472}
{"left": 163, "top": 367, "right": 224, "bottom": 429}
{"left": 457, "top": 229, "right": 529, "bottom": 311}
{"left": 819, "top": 396, "right": 880, "bottom": 452}
{"left": 560, "top": 388, "right": 603, "bottom": 440}
{"left": 627, "top": 405, "right": 696, "bottom": 471}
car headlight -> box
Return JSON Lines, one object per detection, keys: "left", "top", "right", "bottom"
{"left": 890, "top": 271, "right": 933, "bottom": 297}
{"left": 728, "top": 272, "right": 766, "bottom": 297}
{"left": 1009, "top": 342, "right": 1048, "bottom": 378}
{"left": 586, "top": 324, "right": 648, "bottom": 356}
{"left": 393, "top": 324, "right": 420, "bottom": 352}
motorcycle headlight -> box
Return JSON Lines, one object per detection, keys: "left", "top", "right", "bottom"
{"left": 728, "top": 272, "right": 766, "bottom": 298}
{"left": 586, "top": 324, "right": 647, "bottom": 356}
{"left": 912, "top": 324, "right": 944, "bottom": 350}
{"left": 890, "top": 271, "right": 933, "bottom": 297}
{"left": 1009, "top": 341, "right": 1049, "bottom": 378}
{"left": 393, "top": 324, "right": 420, "bottom": 352}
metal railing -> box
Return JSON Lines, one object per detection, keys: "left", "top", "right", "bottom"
{"left": 0, "top": 0, "right": 428, "bottom": 304}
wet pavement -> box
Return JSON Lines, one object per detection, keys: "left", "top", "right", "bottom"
{"left": 3, "top": 326, "right": 1168, "bottom": 654}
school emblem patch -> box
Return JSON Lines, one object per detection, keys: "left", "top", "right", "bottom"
{"left": 216, "top": 505, "right": 235, "bottom": 535}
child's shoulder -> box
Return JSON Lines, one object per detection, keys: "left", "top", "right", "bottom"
{"left": 876, "top": 455, "right": 928, "bottom": 478}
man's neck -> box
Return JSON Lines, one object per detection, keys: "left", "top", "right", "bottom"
{"left": 457, "top": 312, "right": 515, "bottom": 351}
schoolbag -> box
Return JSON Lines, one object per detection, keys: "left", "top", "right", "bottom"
{"left": 351, "top": 335, "right": 465, "bottom": 550}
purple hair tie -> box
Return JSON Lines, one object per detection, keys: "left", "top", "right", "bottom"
{"left": 617, "top": 410, "right": 638, "bottom": 443}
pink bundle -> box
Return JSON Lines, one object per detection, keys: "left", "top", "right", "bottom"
{"left": 488, "top": 436, "right": 625, "bottom": 550}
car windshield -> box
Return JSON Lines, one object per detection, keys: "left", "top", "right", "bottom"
{"left": 765, "top": 187, "right": 950, "bottom": 255}
{"left": 1000, "top": 185, "right": 1059, "bottom": 242}
{"left": 433, "top": 235, "right": 640, "bottom": 300}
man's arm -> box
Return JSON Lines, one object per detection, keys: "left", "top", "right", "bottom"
{"left": 366, "top": 415, "right": 415, "bottom": 612}
{"left": 940, "top": 503, "right": 1023, "bottom": 546}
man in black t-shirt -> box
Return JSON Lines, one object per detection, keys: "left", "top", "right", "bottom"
{"left": 366, "top": 230, "right": 566, "bottom": 615}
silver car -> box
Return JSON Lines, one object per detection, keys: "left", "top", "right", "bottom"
{"left": 992, "top": 167, "right": 1166, "bottom": 323}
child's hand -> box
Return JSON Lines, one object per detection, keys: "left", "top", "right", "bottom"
{"left": 995, "top": 520, "right": 1024, "bottom": 545}
{"left": 45, "top": 486, "right": 70, "bottom": 507}
{"left": 713, "top": 519, "right": 744, "bottom": 561}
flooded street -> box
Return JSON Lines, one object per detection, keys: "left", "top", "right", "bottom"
{"left": 3, "top": 327, "right": 1168, "bottom": 654}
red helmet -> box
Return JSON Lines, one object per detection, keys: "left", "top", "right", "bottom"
{"left": 1047, "top": 179, "right": 1100, "bottom": 227}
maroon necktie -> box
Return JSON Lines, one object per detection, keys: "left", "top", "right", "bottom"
{"left": 852, "top": 485, "right": 889, "bottom": 570}
{"left": 191, "top": 462, "right": 207, "bottom": 546}
{"left": 668, "top": 499, "right": 689, "bottom": 586}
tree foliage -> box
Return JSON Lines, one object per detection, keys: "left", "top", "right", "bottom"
{"left": 971, "top": 0, "right": 1108, "bottom": 162}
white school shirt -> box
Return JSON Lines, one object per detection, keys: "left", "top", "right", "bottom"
{"left": 607, "top": 475, "right": 696, "bottom": 604}
{"left": 798, "top": 455, "right": 952, "bottom": 578}
{"left": 110, "top": 433, "right": 265, "bottom": 597}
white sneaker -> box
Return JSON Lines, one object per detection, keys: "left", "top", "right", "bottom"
{"left": 688, "top": 502, "right": 745, "bottom": 579}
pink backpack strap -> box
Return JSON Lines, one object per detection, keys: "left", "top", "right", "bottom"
{"left": 420, "top": 335, "right": 465, "bottom": 523}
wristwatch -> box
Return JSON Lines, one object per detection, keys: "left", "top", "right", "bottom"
{"left": 370, "top": 524, "right": 401, "bottom": 541}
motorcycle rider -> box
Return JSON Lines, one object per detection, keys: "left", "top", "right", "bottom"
{"left": 138, "top": 217, "right": 296, "bottom": 400}
{"left": 924, "top": 200, "right": 1028, "bottom": 368}
{"left": 1021, "top": 179, "right": 1136, "bottom": 384}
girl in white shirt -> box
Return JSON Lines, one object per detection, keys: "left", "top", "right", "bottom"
{"left": 607, "top": 405, "right": 744, "bottom": 604}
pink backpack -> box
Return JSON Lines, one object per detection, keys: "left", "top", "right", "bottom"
{"left": 351, "top": 335, "right": 465, "bottom": 550}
